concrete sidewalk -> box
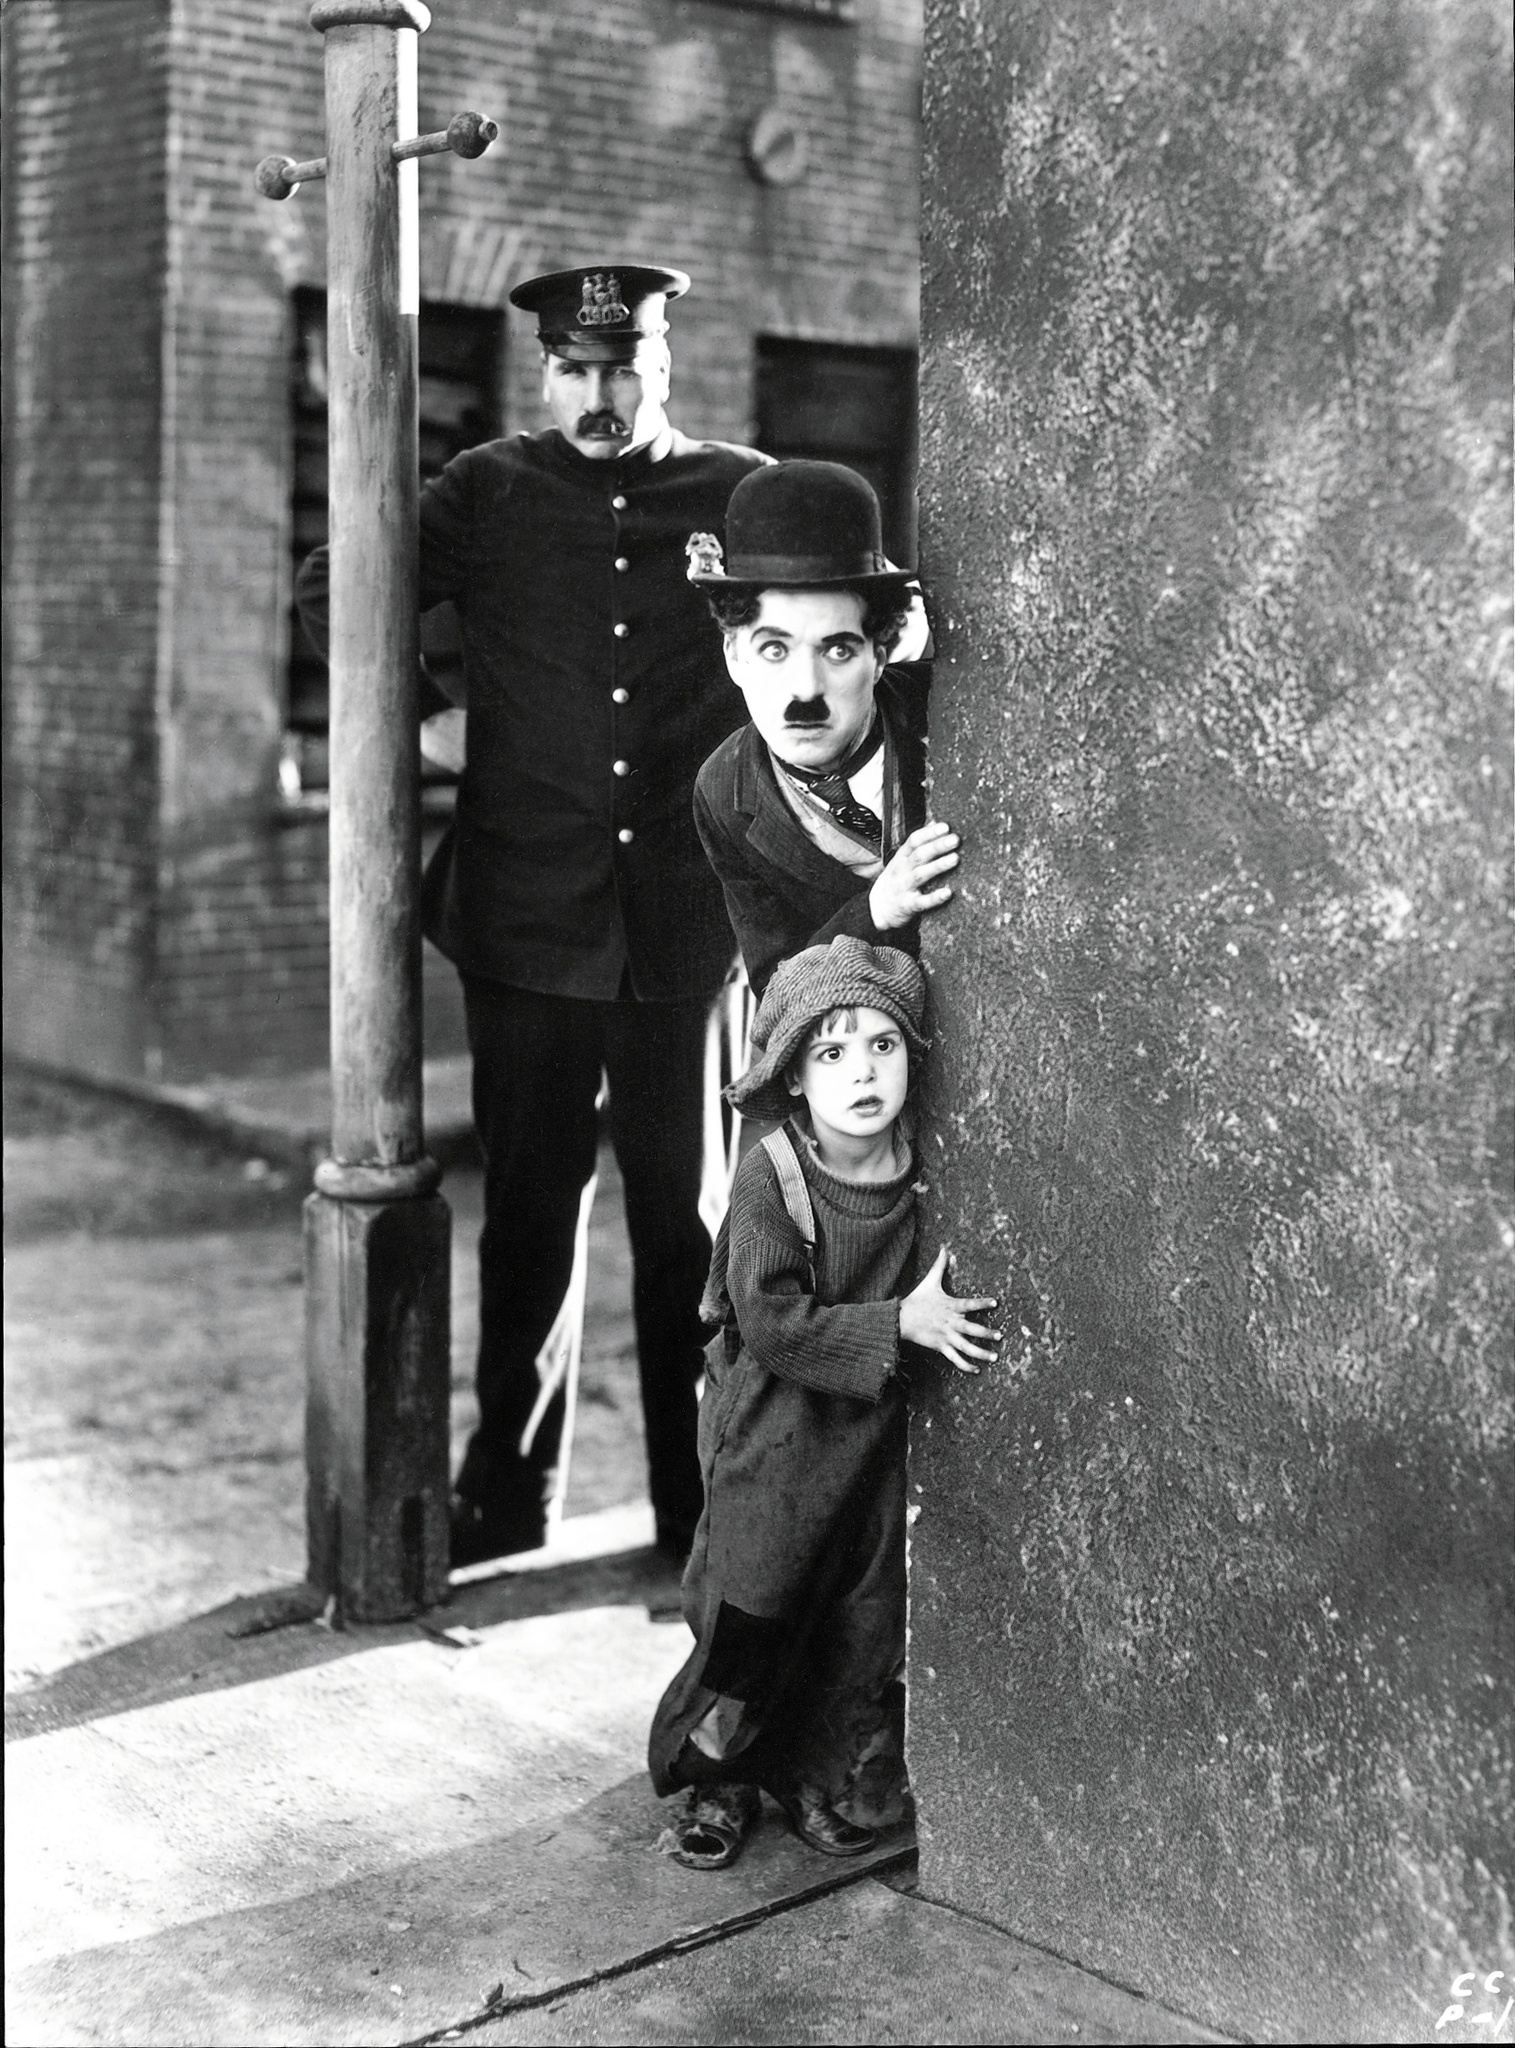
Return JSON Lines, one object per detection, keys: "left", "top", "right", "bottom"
{"left": 6, "top": 1512, "right": 1228, "bottom": 2048}
{"left": 5, "top": 1068, "right": 1228, "bottom": 2045}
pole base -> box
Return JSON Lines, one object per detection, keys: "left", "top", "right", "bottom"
{"left": 304, "top": 1188, "right": 451, "bottom": 1622}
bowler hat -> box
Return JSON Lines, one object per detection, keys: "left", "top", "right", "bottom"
{"left": 509, "top": 263, "right": 689, "bottom": 363}
{"left": 686, "top": 460, "right": 913, "bottom": 591}
{"left": 727, "top": 935, "right": 928, "bottom": 1124}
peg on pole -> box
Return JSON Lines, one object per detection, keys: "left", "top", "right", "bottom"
{"left": 393, "top": 109, "right": 499, "bottom": 161}
{"left": 257, "top": 0, "right": 497, "bottom": 1623}
{"left": 255, "top": 153, "right": 327, "bottom": 199}
{"left": 256, "top": 109, "right": 497, "bottom": 198}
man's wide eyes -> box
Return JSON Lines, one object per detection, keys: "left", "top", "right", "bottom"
{"left": 753, "top": 640, "right": 861, "bottom": 664}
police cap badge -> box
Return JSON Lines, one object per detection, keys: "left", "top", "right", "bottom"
{"left": 509, "top": 263, "right": 691, "bottom": 363}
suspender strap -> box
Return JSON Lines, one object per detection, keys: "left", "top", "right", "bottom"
{"left": 760, "top": 1127, "right": 817, "bottom": 1286}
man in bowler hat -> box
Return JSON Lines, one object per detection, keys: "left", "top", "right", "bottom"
{"left": 297, "top": 264, "right": 768, "bottom": 1567}
{"left": 688, "top": 460, "right": 960, "bottom": 997}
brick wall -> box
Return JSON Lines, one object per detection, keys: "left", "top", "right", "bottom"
{"left": 7, "top": 0, "right": 921, "bottom": 1083}
{"left": 151, "top": 0, "right": 327, "bottom": 1077}
{"left": 2, "top": 0, "right": 171, "bottom": 1079}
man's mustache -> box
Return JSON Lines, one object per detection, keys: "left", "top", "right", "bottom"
{"left": 783, "top": 700, "right": 830, "bottom": 725}
{"left": 576, "top": 411, "right": 630, "bottom": 438}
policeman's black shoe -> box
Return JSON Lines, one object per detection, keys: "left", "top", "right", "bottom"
{"left": 449, "top": 1494, "right": 546, "bottom": 1570}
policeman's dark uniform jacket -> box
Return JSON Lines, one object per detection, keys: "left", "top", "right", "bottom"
{"left": 295, "top": 263, "right": 768, "bottom": 1563}
{"left": 412, "top": 423, "right": 763, "bottom": 996}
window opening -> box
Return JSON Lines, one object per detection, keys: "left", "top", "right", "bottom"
{"left": 753, "top": 336, "right": 918, "bottom": 569}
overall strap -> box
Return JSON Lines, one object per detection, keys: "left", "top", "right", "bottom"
{"left": 760, "top": 1127, "right": 817, "bottom": 1285}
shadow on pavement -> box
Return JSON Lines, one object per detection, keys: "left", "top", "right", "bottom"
{"left": 5, "top": 1546, "right": 685, "bottom": 1743}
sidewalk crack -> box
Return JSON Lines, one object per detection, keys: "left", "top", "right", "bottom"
{"left": 402, "top": 1846, "right": 915, "bottom": 2045}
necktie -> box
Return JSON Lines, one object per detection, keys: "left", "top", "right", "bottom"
{"left": 781, "top": 717, "right": 885, "bottom": 841}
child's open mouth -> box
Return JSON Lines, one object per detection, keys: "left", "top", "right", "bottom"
{"left": 850, "top": 1096, "right": 883, "bottom": 1114}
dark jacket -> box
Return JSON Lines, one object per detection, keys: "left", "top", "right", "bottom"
{"left": 692, "top": 664, "right": 930, "bottom": 996}
{"left": 295, "top": 426, "right": 769, "bottom": 1001}
{"left": 648, "top": 1126, "right": 913, "bottom": 1800}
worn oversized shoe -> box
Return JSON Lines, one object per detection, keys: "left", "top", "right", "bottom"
{"left": 666, "top": 1782, "right": 760, "bottom": 1871}
{"left": 771, "top": 1787, "right": 878, "bottom": 1858}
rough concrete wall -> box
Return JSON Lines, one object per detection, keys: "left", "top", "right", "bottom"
{"left": 911, "top": 1, "right": 1512, "bottom": 2039}
{"left": 1, "top": 0, "right": 170, "bottom": 1079}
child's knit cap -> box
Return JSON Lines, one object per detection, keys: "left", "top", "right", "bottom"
{"left": 728, "top": 934, "right": 928, "bottom": 1123}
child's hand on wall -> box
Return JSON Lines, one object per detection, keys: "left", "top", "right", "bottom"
{"left": 869, "top": 822, "right": 960, "bottom": 930}
{"left": 900, "top": 1247, "right": 1000, "bottom": 1374}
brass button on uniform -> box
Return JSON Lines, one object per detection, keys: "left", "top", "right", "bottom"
{"left": 612, "top": 687, "right": 630, "bottom": 704}
{"left": 617, "top": 827, "right": 634, "bottom": 844}
{"left": 613, "top": 759, "right": 631, "bottom": 777}
{"left": 611, "top": 494, "right": 627, "bottom": 510}
{"left": 613, "top": 622, "right": 629, "bottom": 639}
{"left": 614, "top": 557, "right": 630, "bottom": 572}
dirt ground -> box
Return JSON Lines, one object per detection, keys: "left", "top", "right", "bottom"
{"left": 3, "top": 1065, "right": 650, "bottom": 1689}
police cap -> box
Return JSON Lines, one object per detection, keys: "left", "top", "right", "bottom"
{"left": 509, "top": 263, "right": 691, "bottom": 363}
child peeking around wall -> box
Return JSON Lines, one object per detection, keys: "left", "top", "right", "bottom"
{"left": 647, "top": 934, "right": 1001, "bottom": 1868}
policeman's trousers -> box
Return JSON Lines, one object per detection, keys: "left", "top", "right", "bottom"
{"left": 456, "top": 976, "right": 714, "bottom": 1553}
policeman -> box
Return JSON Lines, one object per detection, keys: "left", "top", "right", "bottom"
{"left": 296, "top": 264, "right": 768, "bottom": 1567}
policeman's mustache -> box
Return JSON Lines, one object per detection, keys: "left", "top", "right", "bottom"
{"left": 577, "top": 410, "right": 630, "bottom": 438}
{"left": 783, "top": 699, "right": 830, "bottom": 724}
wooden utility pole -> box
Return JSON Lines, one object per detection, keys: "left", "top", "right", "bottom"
{"left": 257, "top": 0, "right": 496, "bottom": 1621}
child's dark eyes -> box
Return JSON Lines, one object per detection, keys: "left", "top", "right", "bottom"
{"left": 811, "top": 1036, "right": 899, "bottom": 1063}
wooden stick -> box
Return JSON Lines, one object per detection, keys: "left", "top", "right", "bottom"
{"left": 391, "top": 110, "right": 497, "bottom": 162}
{"left": 254, "top": 154, "right": 326, "bottom": 200}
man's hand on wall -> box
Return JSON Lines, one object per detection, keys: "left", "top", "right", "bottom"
{"left": 900, "top": 1247, "right": 1000, "bottom": 1374}
{"left": 869, "top": 821, "right": 960, "bottom": 931}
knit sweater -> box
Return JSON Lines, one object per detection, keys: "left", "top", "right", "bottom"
{"left": 702, "top": 1122, "right": 918, "bottom": 1404}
